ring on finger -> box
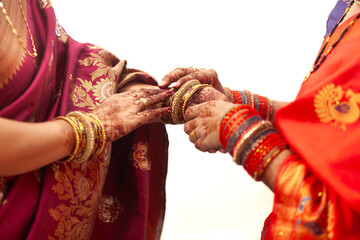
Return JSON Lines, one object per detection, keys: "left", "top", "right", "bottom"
{"left": 139, "top": 98, "right": 148, "bottom": 109}
{"left": 190, "top": 66, "right": 196, "bottom": 73}
{"left": 189, "top": 130, "right": 198, "bottom": 142}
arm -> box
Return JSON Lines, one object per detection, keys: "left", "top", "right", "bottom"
{"left": 0, "top": 117, "right": 73, "bottom": 176}
{"left": 183, "top": 100, "right": 291, "bottom": 191}
{"left": 0, "top": 89, "right": 171, "bottom": 177}
{"left": 261, "top": 148, "right": 292, "bottom": 191}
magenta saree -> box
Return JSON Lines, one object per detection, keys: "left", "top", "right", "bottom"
{"left": 0, "top": 0, "right": 168, "bottom": 239}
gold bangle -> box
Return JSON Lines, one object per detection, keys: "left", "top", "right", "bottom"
{"left": 181, "top": 84, "right": 213, "bottom": 117}
{"left": 67, "top": 111, "right": 95, "bottom": 163}
{"left": 88, "top": 113, "right": 107, "bottom": 155}
{"left": 171, "top": 80, "right": 200, "bottom": 124}
{"left": 69, "top": 116, "right": 87, "bottom": 159}
{"left": 54, "top": 116, "right": 80, "bottom": 163}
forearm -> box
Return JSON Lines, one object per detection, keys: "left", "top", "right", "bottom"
{"left": 0, "top": 118, "right": 73, "bottom": 176}
{"left": 261, "top": 149, "right": 292, "bottom": 191}
{"left": 271, "top": 100, "right": 289, "bottom": 124}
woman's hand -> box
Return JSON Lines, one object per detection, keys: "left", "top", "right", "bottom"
{"left": 93, "top": 88, "right": 171, "bottom": 142}
{"left": 159, "top": 67, "right": 232, "bottom": 100}
{"left": 186, "top": 87, "right": 229, "bottom": 110}
{"left": 184, "top": 100, "right": 236, "bottom": 153}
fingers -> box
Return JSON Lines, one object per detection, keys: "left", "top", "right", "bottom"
{"left": 159, "top": 67, "right": 196, "bottom": 88}
{"left": 142, "top": 106, "right": 172, "bottom": 124}
{"left": 136, "top": 88, "right": 168, "bottom": 98}
{"left": 184, "top": 119, "right": 198, "bottom": 134}
{"left": 142, "top": 90, "right": 172, "bottom": 109}
{"left": 184, "top": 102, "right": 208, "bottom": 121}
{"left": 135, "top": 89, "right": 172, "bottom": 110}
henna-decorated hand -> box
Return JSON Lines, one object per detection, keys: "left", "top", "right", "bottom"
{"left": 93, "top": 89, "right": 171, "bottom": 142}
{"left": 186, "top": 87, "right": 230, "bottom": 110}
{"left": 159, "top": 67, "right": 232, "bottom": 100}
{"left": 184, "top": 100, "right": 236, "bottom": 153}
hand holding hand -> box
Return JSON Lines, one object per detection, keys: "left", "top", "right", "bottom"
{"left": 93, "top": 88, "right": 171, "bottom": 142}
{"left": 184, "top": 100, "right": 236, "bottom": 153}
{"left": 159, "top": 67, "right": 231, "bottom": 100}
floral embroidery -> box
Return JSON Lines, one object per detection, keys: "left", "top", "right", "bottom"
{"left": 55, "top": 19, "right": 68, "bottom": 43}
{"left": 48, "top": 150, "right": 111, "bottom": 240}
{"left": 97, "top": 195, "right": 123, "bottom": 223}
{"left": 314, "top": 84, "right": 360, "bottom": 131}
{"left": 93, "top": 78, "right": 116, "bottom": 102}
{"left": 130, "top": 141, "right": 151, "bottom": 171}
{"left": 70, "top": 47, "right": 119, "bottom": 111}
{"left": 0, "top": 0, "right": 28, "bottom": 90}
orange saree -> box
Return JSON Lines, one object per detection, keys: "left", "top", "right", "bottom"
{"left": 263, "top": 10, "right": 360, "bottom": 240}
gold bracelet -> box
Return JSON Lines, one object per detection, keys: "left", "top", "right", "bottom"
{"left": 171, "top": 80, "right": 200, "bottom": 124}
{"left": 67, "top": 111, "right": 95, "bottom": 163}
{"left": 181, "top": 84, "right": 213, "bottom": 117}
{"left": 69, "top": 116, "right": 87, "bottom": 159}
{"left": 88, "top": 113, "right": 107, "bottom": 155}
{"left": 54, "top": 116, "right": 81, "bottom": 163}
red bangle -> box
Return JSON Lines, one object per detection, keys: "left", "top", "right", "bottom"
{"left": 243, "top": 133, "right": 283, "bottom": 176}
{"left": 231, "top": 90, "right": 244, "bottom": 104}
{"left": 219, "top": 105, "right": 248, "bottom": 148}
{"left": 222, "top": 110, "right": 257, "bottom": 149}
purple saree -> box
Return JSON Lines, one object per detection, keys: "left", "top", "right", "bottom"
{"left": 0, "top": 0, "right": 168, "bottom": 239}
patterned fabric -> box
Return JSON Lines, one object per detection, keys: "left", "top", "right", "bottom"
{"left": 262, "top": 4, "right": 360, "bottom": 239}
{"left": 0, "top": 0, "right": 168, "bottom": 239}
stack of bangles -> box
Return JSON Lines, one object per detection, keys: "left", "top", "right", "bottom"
{"left": 162, "top": 80, "right": 213, "bottom": 124}
{"left": 54, "top": 111, "right": 106, "bottom": 163}
{"left": 224, "top": 88, "right": 273, "bottom": 121}
{"left": 219, "top": 105, "right": 288, "bottom": 181}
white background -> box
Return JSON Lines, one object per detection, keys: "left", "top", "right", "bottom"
{"left": 52, "top": 1, "right": 335, "bottom": 239}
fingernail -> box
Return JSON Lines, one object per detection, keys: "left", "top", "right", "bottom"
{"left": 165, "top": 90, "right": 172, "bottom": 94}
{"left": 169, "top": 82, "right": 178, "bottom": 88}
{"left": 166, "top": 106, "right": 171, "bottom": 110}
{"left": 158, "top": 80, "right": 165, "bottom": 86}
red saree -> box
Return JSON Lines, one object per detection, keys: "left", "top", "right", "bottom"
{"left": 0, "top": 0, "right": 167, "bottom": 239}
{"left": 263, "top": 11, "right": 360, "bottom": 240}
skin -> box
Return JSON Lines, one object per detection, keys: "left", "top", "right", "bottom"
{"left": 160, "top": 67, "right": 288, "bottom": 125}
{"left": 183, "top": 100, "right": 292, "bottom": 191}
{"left": 160, "top": 67, "right": 292, "bottom": 191}
{"left": 0, "top": 88, "right": 171, "bottom": 176}
{"left": 159, "top": 67, "right": 232, "bottom": 100}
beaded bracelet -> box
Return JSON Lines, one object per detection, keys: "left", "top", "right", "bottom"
{"left": 230, "top": 90, "right": 243, "bottom": 103}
